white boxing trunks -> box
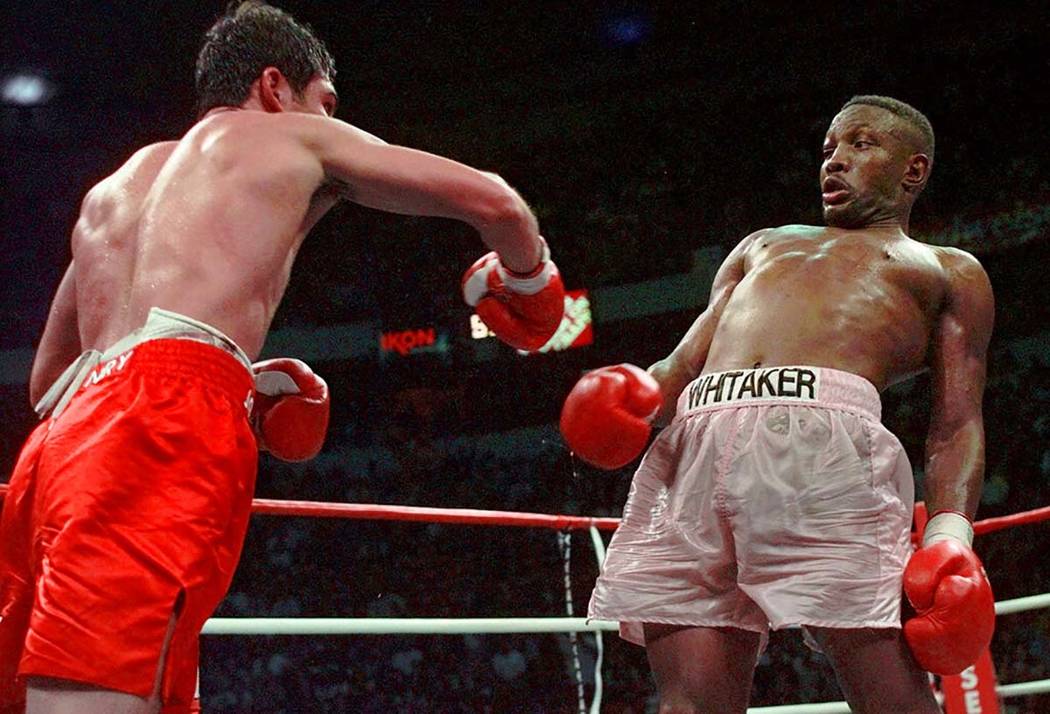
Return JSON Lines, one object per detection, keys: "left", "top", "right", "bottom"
{"left": 588, "top": 366, "right": 914, "bottom": 647}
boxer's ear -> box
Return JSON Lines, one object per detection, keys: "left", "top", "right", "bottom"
{"left": 258, "top": 66, "right": 288, "bottom": 113}
{"left": 902, "top": 153, "right": 931, "bottom": 195}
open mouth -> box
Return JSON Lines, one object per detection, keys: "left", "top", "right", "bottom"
{"left": 821, "top": 178, "right": 852, "bottom": 206}
{"left": 822, "top": 189, "right": 851, "bottom": 206}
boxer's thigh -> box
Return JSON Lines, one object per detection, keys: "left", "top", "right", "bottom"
{"left": 806, "top": 626, "right": 938, "bottom": 714}
{"left": 644, "top": 623, "right": 762, "bottom": 714}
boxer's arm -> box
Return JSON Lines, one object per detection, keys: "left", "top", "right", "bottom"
{"left": 923, "top": 249, "right": 994, "bottom": 521}
{"left": 303, "top": 118, "right": 542, "bottom": 273}
{"left": 645, "top": 231, "right": 759, "bottom": 425}
{"left": 29, "top": 262, "right": 81, "bottom": 406}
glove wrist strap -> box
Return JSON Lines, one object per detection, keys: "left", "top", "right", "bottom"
{"left": 923, "top": 510, "right": 974, "bottom": 548}
{"left": 499, "top": 238, "right": 552, "bottom": 294}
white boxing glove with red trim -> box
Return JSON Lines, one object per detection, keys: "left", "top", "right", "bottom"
{"left": 461, "top": 238, "right": 565, "bottom": 352}
{"left": 903, "top": 510, "right": 995, "bottom": 675}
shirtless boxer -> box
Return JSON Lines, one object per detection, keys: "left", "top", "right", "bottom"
{"left": 561, "top": 96, "right": 995, "bottom": 713}
{"left": 0, "top": 3, "right": 563, "bottom": 713}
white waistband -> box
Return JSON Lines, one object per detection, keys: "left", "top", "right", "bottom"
{"left": 676, "top": 366, "right": 882, "bottom": 422}
{"left": 34, "top": 308, "right": 251, "bottom": 420}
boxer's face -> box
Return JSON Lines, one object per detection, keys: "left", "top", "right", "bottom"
{"left": 288, "top": 74, "right": 339, "bottom": 118}
{"left": 820, "top": 105, "right": 914, "bottom": 228}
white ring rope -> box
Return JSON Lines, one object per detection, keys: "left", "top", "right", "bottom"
{"left": 200, "top": 591, "right": 1048, "bottom": 635}
{"left": 747, "top": 704, "right": 851, "bottom": 714}
{"left": 190, "top": 489, "right": 1050, "bottom": 711}
{"left": 202, "top": 586, "right": 1050, "bottom": 707}
{"left": 993, "top": 591, "right": 1050, "bottom": 615}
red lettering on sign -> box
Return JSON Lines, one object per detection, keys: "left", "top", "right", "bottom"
{"left": 380, "top": 328, "right": 437, "bottom": 356}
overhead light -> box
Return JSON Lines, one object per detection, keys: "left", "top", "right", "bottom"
{"left": 2, "top": 72, "right": 54, "bottom": 106}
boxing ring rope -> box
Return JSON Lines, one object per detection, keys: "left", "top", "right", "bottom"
{"left": 251, "top": 497, "right": 621, "bottom": 530}
{"left": 3, "top": 484, "right": 1050, "bottom": 710}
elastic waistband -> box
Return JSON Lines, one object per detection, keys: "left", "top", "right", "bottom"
{"left": 35, "top": 308, "right": 253, "bottom": 420}
{"left": 101, "top": 307, "right": 251, "bottom": 369}
{"left": 676, "top": 366, "right": 881, "bottom": 422}
{"left": 94, "top": 338, "right": 255, "bottom": 405}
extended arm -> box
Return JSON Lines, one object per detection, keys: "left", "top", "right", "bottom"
{"left": 305, "top": 118, "right": 541, "bottom": 272}
{"left": 646, "top": 231, "right": 757, "bottom": 424}
{"left": 29, "top": 262, "right": 81, "bottom": 407}
{"left": 303, "top": 116, "right": 563, "bottom": 351}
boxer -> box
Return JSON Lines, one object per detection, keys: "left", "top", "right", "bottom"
{"left": 562, "top": 96, "right": 994, "bottom": 713}
{"left": 0, "top": 3, "right": 563, "bottom": 713}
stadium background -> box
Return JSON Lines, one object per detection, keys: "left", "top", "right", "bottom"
{"left": 1, "top": 1, "right": 1048, "bottom": 711}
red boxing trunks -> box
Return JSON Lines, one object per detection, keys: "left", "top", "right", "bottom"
{"left": 0, "top": 309, "right": 256, "bottom": 712}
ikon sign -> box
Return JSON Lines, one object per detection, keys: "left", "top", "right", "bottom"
{"left": 379, "top": 327, "right": 447, "bottom": 356}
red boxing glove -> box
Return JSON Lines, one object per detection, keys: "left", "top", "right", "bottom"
{"left": 251, "top": 358, "right": 330, "bottom": 462}
{"left": 903, "top": 534, "right": 995, "bottom": 675}
{"left": 560, "top": 364, "right": 662, "bottom": 469}
{"left": 461, "top": 238, "right": 566, "bottom": 352}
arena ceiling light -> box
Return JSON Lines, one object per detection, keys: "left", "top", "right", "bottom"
{"left": 1, "top": 72, "right": 54, "bottom": 106}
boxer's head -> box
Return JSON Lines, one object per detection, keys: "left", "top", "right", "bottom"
{"left": 196, "top": 1, "right": 337, "bottom": 118}
{"left": 820, "top": 95, "right": 934, "bottom": 229}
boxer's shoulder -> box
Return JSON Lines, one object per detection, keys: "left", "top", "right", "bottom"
{"left": 76, "top": 141, "right": 179, "bottom": 227}
{"left": 186, "top": 110, "right": 341, "bottom": 169}
{"left": 929, "top": 243, "right": 984, "bottom": 275}
{"left": 88, "top": 141, "right": 178, "bottom": 197}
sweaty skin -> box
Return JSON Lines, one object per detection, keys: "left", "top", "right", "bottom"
{"left": 649, "top": 104, "right": 995, "bottom": 521}
{"left": 709, "top": 224, "right": 948, "bottom": 387}
{"left": 30, "top": 72, "right": 542, "bottom": 405}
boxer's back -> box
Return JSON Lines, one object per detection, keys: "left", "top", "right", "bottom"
{"left": 72, "top": 111, "right": 334, "bottom": 359}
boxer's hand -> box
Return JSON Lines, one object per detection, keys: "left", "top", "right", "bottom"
{"left": 560, "top": 364, "right": 662, "bottom": 469}
{"left": 903, "top": 513, "right": 995, "bottom": 675}
{"left": 461, "top": 238, "right": 565, "bottom": 352}
{"left": 251, "top": 358, "right": 330, "bottom": 462}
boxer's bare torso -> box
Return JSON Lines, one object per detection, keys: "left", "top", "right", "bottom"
{"left": 655, "top": 222, "right": 989, "bottom": 399}
{"left": 703, "top": 224, "right": 968, "bottom": 391}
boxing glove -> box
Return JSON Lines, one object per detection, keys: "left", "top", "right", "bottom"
{"left": 560, "top": 364, "right": 662, "bottom": 469}
{"left": 903, "top": 511, "right": 995, "bottom": 675}
{"left": 461, "top": 238, "right": 565, "bottom": 352}
{"left": 251, "top": 358, "right": 330, "bottom": 462}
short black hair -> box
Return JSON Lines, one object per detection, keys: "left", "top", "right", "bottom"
{"left": 195, "top": 1, "right": 336, "bottom": 117}
{"left": 841, "top": 95, "right": 935, "bottom": 162}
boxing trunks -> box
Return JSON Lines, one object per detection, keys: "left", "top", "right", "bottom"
{"left": 0, "top": 308, "right": 256, "bottom": 713}
{"left": 589, "top": 366, "right": 914, "bottom": 649}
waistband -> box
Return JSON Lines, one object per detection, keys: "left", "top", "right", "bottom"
{"left": 35, "top": 308, "right": 253, "bottom": 420}
{"left": 676, "top": 366, "right": 881, "bottom": 422}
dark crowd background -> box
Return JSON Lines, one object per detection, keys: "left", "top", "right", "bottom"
{"left": 2, "top": 1, "right": 1049, "bottom": 712}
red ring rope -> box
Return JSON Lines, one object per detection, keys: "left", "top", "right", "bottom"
{"left": 0, "top": 483, "right": 1045, "bottom": 533}
{"left": 973, "top": 505, "right": 1050, "bottom": 535}
{"left": 252, "top": 498, "right": 621, "bottom": 530}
